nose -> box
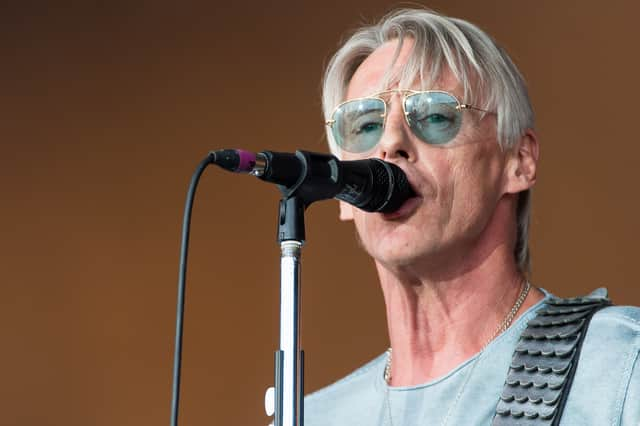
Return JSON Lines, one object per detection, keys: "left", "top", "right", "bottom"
{"left": 375, "top": 100, "right": 416, "bottom": 161}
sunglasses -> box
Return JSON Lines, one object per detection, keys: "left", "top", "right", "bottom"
{"left": 326, "top": 90, "right": 490, "bottom": 154}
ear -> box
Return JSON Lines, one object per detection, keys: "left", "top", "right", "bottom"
{"left": 338, "top": 200, "right": 354, "bottom": 221}
{"left": 504, "top": 129, "right": 539, "bottom": 195}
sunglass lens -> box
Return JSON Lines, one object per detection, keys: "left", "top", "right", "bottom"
{"left": 405, "top": 92, "right": 462, "bottom": 145}
{"left": 332, "top": 98, "right": 385, "bottom": 153}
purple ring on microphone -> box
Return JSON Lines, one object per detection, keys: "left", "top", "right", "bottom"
{"left": 235, "top": 149, "right": 257, "bottom": 172}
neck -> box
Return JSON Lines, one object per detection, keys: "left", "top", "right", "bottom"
{"left": 377, "top": 243, "right": 543, "bottom": 386}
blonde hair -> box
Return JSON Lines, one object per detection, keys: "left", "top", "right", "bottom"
{"left": 322, "top": 8, "right": 534, "bottom": 273}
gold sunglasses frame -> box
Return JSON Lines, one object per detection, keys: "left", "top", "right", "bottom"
{"left": 325, "top": 90, "right": 490, "bottom": 150}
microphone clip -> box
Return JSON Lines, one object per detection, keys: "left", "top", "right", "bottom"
{"left": 259, "top": 150, "right": 343, "bottom": 208}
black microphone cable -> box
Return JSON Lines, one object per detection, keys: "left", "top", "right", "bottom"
{"left": 170, "top": 152, "right": 215, "bottom": 426}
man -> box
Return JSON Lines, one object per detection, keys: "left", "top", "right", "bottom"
{"left": 304, "top": 8, "right": 640, "bottom": 425}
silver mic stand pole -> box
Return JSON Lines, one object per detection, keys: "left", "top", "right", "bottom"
{"left": 270, "top": 196, "right": 305, "bottom": 426}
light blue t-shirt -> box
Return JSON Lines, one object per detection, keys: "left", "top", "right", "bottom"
{"left": 304, "top": 290, "right": 640, "bottom": 425}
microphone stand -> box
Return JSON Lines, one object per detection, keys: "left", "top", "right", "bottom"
{"left": 273, "top": 195, "right": 306, "bottom": 426}
{"left": 263, "top": 150, "right": 384, "bottom": 426}
{"left": 264, "top": 151, "right": 348, "bottom": 426}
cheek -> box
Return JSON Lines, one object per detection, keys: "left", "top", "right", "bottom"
{"left": 445, "top": 148, "right": 505, "bottom": 223}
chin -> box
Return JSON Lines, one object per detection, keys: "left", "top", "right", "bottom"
{"left": 366, "top": 239, "right": 434, "bottom": 269}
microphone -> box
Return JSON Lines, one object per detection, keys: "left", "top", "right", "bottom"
{"left": 209, "top": 149, "right": 415, "bottom": 213}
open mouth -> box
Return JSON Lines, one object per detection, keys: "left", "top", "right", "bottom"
{"left": 381, "top": 194, "right": 421, "bottom": 220}
{"left": 381, "top": 180, "right": 422, "bottom": 220}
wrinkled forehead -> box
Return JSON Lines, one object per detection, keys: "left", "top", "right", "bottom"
{"left": 345, "top": 38, "right": 472, "bottom": 104}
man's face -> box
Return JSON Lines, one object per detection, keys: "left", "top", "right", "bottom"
{"left": 340, "top": 40, "right": 517, "bottom": 273}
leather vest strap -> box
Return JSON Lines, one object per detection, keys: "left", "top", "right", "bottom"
{"left": 492, "top": 290, "right": 611, "bottom": 426}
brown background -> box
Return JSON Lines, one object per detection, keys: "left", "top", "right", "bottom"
{"left": 1, "top": 1, "right": 639, "bottom": 425}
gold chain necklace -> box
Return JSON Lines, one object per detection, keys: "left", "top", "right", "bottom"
{"left": 383, "top": 281, "right": 531, "bottom": 426}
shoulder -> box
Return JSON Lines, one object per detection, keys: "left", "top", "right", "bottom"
{"left": 592, "top": 304, "right": 640, "bottom": 329}
{"left": 585, "top": 304, "right": 640, "bottom": 348}
{"left": 304, "top": 353, "right": 386, "bottom": 426}
{"left": 582, "top": 303, "right": 640, "bottom": 368}
{"left": 563, "top": 300, "right": 640, "bottom": 424}
{"left": 305, "top": 353, "right": 384, "bottom": 404}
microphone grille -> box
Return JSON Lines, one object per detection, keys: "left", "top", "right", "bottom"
{"left": 369, "top": 160, "right": 414, "bottom": 213}
{"left": 366, "top": 161, "right": 390, "bottom": 211}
